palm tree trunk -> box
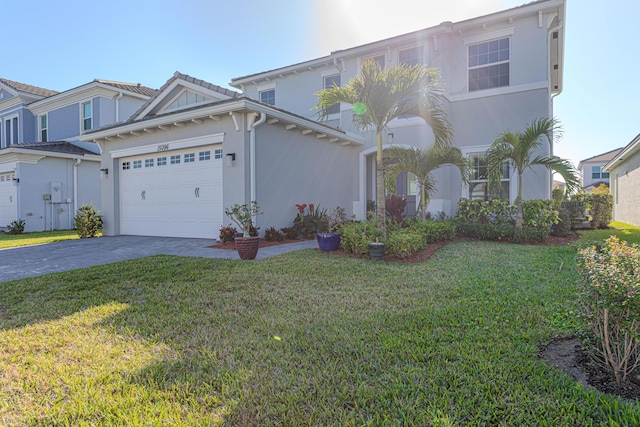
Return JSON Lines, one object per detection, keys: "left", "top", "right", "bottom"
{"left": 516, "top": 171, "right": 523, "bottom": 229}
{"left": 420, "top": 179, "right": 427, "bottom": 221}
{"left": 376, "top": 131, "right": 386, "bottom": 236}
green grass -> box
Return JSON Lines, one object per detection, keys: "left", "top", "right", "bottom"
{"left": 577, "top": 221, "right": 640, "bottom": 244}
{"left": 1, "top": 226, "right": 640, "bottom": 425}
{"left": 0, "top": 230, "right": 86, "bottom": 249}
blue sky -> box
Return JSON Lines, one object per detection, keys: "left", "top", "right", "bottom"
{"left": 2, "top": 0, "right": 637, "bottom": 167}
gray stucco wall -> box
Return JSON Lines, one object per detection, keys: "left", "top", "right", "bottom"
{"left": 611, "top": 152, "right": 640, "bottom": 226}
{"left": 49, "top": 104, "right": 81, "bottom": 141}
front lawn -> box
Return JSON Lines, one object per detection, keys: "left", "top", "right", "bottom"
{"left": 1, "top": 226, "right": 639, "bottom": 425}
{"left": 0, "top": 230, "right": 84, "bottom": 249}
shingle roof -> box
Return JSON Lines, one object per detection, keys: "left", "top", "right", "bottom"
{"left": 8, "top": 141, "right": 98, "bottom": 156}
{"left": 578, "top": 147, "right": 624, "bottom": 164}
{"left": 94, "top": 79, "right": 157, "bottom": 97}
{"left": 0, "top": 78, "right": 59, "bottom": 97}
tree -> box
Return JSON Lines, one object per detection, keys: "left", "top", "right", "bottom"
{"left": 487, "top": 118, "right": 579, "bottom": 229}
{"left": 384, "top": 145, "right": 469, "bottom": 220}
{"left": 316, "top": 60, "right": 452, "bottom": 236}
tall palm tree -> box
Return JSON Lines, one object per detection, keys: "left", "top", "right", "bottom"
{"left": 316, "top": 59, "right": 452, "bottom": 236}
{"left": 487, "top": 118, "right": 579, "bottom": 229}
{"left": 384, "top": 145, "right": 470, "bottom": 220}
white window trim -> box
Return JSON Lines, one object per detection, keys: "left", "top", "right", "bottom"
{"left": 80, "top": 99, "right": 93, "bottom": 132}
{"left": 460, "top": 145, "right": 515, "bottom": 203}
{"left": 257, "top": 82, "right": 276, "bottom": 105}
{"left": 4, "top": 114, "right": 19, "bottom": 147}
{"left": 39, "top": 113, "right": 48, "bottom": 142}
{"left": 358, "top": 52, "right": 386, "bottom": 70}
{"left": 321, "top": 70, "right": 342, "bottom": 119}
{"left": 465, "top": 28, "right": 514, "bottom": 94}
{"left": 397, "top": 44, "right": 425, "bottom": 66}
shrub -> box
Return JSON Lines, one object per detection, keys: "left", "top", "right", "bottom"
{"left": 280, "top": 227, "right": 299, "bottom": 240}
{"left": 339, "top": 221, "right": 382, "bottom": 255}
{"left": 561, "top": 199, "right": 587, "bottom": 229}
{"left": 455, "top": 199, "right": 514, "bottom": 226}
{"left": 591, "top": 193, "right": 613, "bottom": 229}
{"left": 219, "top": 224, "right": 237, "bottom": 243}
{"left": 74, "top": 203, "right": 103, "bottom": 238}
{"left": 551, "top": 208, "right": 571, "bottom": 237}
{"left": 385, "top": 228, "right": 426, "bottom": 258}
{"left": 6, "top": 219, "right": 25, "bottom": 235}
{"left": 410, "top": 220, "right": 456, "bottom": 243}
{"left": 264, "top": 226, "right": 284, "bottom": 242}
{"left": 385, "top": 195, "right": 406, "bottom": 224}
{"left": 577, "top": 236, "right": 640, "bottom": 385}
{"left": 293, "top": 203, "right": 327, "bottom": 238}
{"left": 551, "top": 185, "right": 565, "bottom": 208}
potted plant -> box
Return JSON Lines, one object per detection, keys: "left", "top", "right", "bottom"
{"left": 368, "top": 237, "right": 385, "bottom": 261}
{"left": 224, "top": 201, "right": 263, "bottom": 260}
{"left": 317, "top": 206, "right": 346, "bottom": 252}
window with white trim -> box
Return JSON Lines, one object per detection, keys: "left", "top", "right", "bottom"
{"left": 199, "top": 151, "right": 211, "bottom": 161}
{"left": 364, "top": 54, "right": 385, "bottom": 68}
{"left": 39, "top": 114, "right": 48, "bottom": 142}
{"left": 81, "top": 101, "right": 92, "bottom": 131}
{"left": 133, "top": 160, "right": 142, "bottom": 169}
{"left": 184, "top": 153, "right": 195, "bottom": 163}
{"left": 592, "top": 166, "right": 610, "bottom": 180}
{"left": 468, "top": 37, "right": 510, "bottom": 92}
{"left": 4, "top": 116, "right": 18, "bottom": 146}
{"left": 468, "top": 152, "right": 510, "bottom": 200}
{"left": 259, "top": 89, "right": 275, "bottom": 105}
{"left": 323, "top": 74, "right": 341, "bottom": 115}
{"left": 399, "top": 46, "right": 423, "bottom": 66}
{"left": 157, "top": 157, "right": 167, "bottom": 166}
{"left": 170, "top": 155, "right": 180, "bottom": 165}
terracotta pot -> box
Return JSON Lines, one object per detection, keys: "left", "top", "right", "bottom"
{"left": 235, "top": 236, "right": 260, "bottom": 260}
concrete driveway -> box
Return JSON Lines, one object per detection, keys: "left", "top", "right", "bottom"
{"left": 0, "top": 236, "right": 317, "bottom": 283}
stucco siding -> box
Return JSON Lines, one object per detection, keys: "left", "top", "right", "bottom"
{"left": 49, "top": 104, "right": 81, "bottom": 141}
{"left": 611, "top": 153, "right": 640, "bottom": 226}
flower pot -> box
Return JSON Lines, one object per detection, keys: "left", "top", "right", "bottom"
{"left": 235, "top": 236, "right": 260, "bottom": 260}
{"left": 317, "top": 232, "right": 341, "bottom": 252}
{"left": 368, "top": 242, "right": 385, "bottom": 261}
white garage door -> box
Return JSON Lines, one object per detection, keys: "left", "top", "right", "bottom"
{"left": 119, "top": 145, "right": 223, "bottom": 238}
{"left": 0, "top": 172, "right": 18, "bottom": 228}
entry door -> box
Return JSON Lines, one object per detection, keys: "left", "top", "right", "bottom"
{"left": 0, "top": 173, "right": 18, "bottom": 228}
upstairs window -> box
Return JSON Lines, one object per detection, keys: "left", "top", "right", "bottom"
{"left": 468, "top": 37, "right": 510, "bottom": 92}
{"left": 592, "top": 166, "right": 610, "bottom": 180}
{"left": 363, "top": 54, "right": 385, "bottom": 69}
{"left": 468, "top": 152, "right": 510, "bottom": 200}
{"left": 323, "top": 74, "right": 341, "bottom": 115}
{"left": 259, "top": 89, "right": 275, "bottom": 106}
{"left": 40, "top": 115, "right": 48, "bottom": 142}
{"left": 82, "top": 101, "right": 92, "bottom": 131}
{"left": 399, "top": 46, "right": 423, "bottom": 66}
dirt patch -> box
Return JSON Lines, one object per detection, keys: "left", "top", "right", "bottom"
{"left": 210, "top": 238, "right": 312, "bottom": 250}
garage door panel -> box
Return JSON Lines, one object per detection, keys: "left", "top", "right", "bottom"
{"left": 0, "top": 173, "right": 18, "bottom": 228}
{"left": 119, "top": 145, "right": 223, "bottom": 238}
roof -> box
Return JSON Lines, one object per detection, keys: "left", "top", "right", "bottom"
{"left": 0, "top": 78, "right": 59, "bottom": 97}
{"left": 94, "top": 79, "right": 156, "bottom": 97}
{"left": 604, "top": 133, "right": 640, "bottom": 172}
{"left": 578, "top": 147, "right": 624, "bottom": 168}
{"left": 230, "top": 0, "right": 563, "bottom": 86}
{"left": 6, "top": 141, "right": 99, "bottom": 156}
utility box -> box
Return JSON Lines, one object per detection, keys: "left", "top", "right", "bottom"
{"left": 50, "top": 181, "right": 62, "bottom": 203}
{"left": 43, "top": 194, "right": 51, "bottom": 201}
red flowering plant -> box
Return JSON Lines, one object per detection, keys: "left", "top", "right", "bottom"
{"left": 292, "top": 203, "right": 327, "bottom": 238}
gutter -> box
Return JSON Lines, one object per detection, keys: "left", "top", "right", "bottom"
{"left": 248, "top": 112, "right": 266, "bottom": 204}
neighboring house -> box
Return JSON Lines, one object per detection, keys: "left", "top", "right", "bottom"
{"left": 577, "top": 147, "right": 623, "bottom": 192}
{"left": 0, "top": 78, "right": 155, "bottom": 231}
{"left": 604, "top": 133, "right": 640, "bottom": 227}
{"left": 81, "top": 0, "right": 565, "bottom": 239}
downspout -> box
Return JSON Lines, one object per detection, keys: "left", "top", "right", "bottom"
{"left": 547, "top": 17, "right": 563, "bottom": 198}
{"left": 115, "top": 92, "right": 123, "bottom": 122}
{"left": 73, "top": 158, "right": 81, "bottom": 217}
{"left": 248, "top": 112, "right": 266, "bottom": 204}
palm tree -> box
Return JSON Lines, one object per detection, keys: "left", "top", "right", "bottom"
{"left": 384, "top": 145, "right": 469, "bottom": 220}
{"left": 316, "top": 60, "right": 452, "bottom": 236}
{"left": 487, "top": 118, "right": 579, "bottom": 229}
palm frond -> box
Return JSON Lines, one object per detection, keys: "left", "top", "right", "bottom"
{"left": 530, "top": 154, "right": 580, "bottom": 194}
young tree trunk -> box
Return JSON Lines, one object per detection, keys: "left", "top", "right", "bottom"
{"left": 376, "top": 132, "right": 386, "bottom": 236}
{"left": 515, "top": 171, "right": 524, "bottom": 229}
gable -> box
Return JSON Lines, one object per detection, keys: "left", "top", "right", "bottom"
{"left": 162, "top": 88, "right": 218, "bottom": 114}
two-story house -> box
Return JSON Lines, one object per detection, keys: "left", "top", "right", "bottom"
{"left": 577, "top": 147, "right": 623, "bottom": 192}
{"left": 0, "top": 78, "right": 155, "bottom": 232}
{"left": 82, "top": 0, "right": 565, "bottom": 239}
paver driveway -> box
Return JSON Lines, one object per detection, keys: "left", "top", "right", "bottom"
{"left": 0, "top": 235, "right": 317, "bottom": 282}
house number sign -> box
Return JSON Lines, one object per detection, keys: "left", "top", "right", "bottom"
{"left": 157, "top": 144, "right": 169, "bottom": 152}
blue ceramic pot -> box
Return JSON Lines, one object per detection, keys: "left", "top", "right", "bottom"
{"left": 317, "top": 232, "right": 341, "bottom": 251}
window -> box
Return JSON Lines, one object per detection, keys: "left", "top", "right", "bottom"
{"left": 468, "top": 153, "right": 510, "bottom": 200}
{"left": 259, "top": 89, "right": 275, "bottom": 105}
{"left": 122, "top": 161, "right": 130, "bottom": 170}
{"left": 4, "top": 117, "right": 18, "bottom": 146}
{"left": 157, "top": 156, "right": 167, "bottom": 166}
{"left": 468, "top": 37, "right": 510, "bottom": 92}
{"left": 82, "top": 101, "right": 92, "bottom": 130}
{"left": 364, "top": 54, "right": 385, "bottom": 68}
{"left": 323, "top": 74, "right": 341, "bottom": 115}
{"left": 4, "top": 119, "right": 10, "bottom": 147}
{"left": 170, "top": 155, "right": 180, "bottom": 164}
{"left": 592, "top": 166, "right": 610, "bottom": 180}
{"left": 407, "top": 172, "right": 418, "bottom": 196}
{"left": 145, "top": 158, "right": 154, "bottom": 168}
{"left": 133, "top": 160, "right": 142, "bottom": 169}
{"left": 40, "top": 115, "right": 47, "bottom": 142}
{"left": 214, "top": 149, "right": 223, "bottom": 159}
{"left": 199, "top": 151, "right": 211, "bottom": 161}
{"left": 184, "top": 153, "right": 195, "bottom": 163}
{"left": 399, "top": 46, "right": 423, "bottom": 66}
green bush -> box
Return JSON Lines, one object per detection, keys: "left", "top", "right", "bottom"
{"left": 551, "top": 208, "right": 571, "bottom": 237}
{"left": 455, "top": 198, "right": 514, "bottom": 226}
{"left": 384, "top": 228, "right": 426, "bottom": 258}
{"left": 280, "top": 227, "right": 299, "bottom": 240}
{"left": 563, "top": 198, "right": 587, "bottom": 229}
{"left": 338, "top": 221, "right": 382, "bottom": 255}
{"left": 590, "top": 193, "right": 613, "bottom": 229}
{"left": 577, "top": 236, "right": 640, "bottom": 385}
{"left": 6, "top": 219, "right": 25, "bottom": 235}
{"left": 264, "top": 226, "right": 285, "bottom": 242}
{"left": 74, "top": 203, "right": 103, "bottom": 238}
{"left": 409, "top": 220, "right": 456, "bottom": 243}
